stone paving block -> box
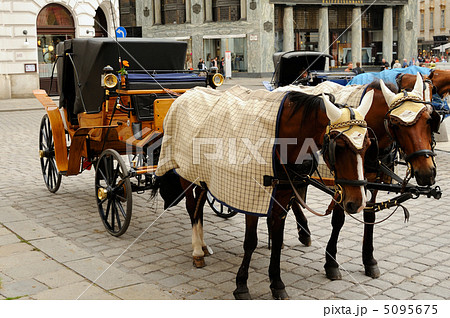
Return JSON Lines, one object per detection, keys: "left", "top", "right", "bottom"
{"left": 0, "top": 233, "right": 21, "bottom": 246}
{"left": 383, "top": 287, "right": 414, "bottom": 299}
{"left": 111, "top": 283, "right": 174, "bottom": 300}
{"left": 0, "top": 206, "right": 28, "bottom": 223}
{"left": 33, "top": 281, "right": 118, "bottom": 300}
{"left": 32, "top": 236, "right": 92, "bottom": 263}
{"left": 34, "top": 268, "right": 85, "bottom": 289}
{"left": 65, "top": 257, "right": 144, "bottom": 290}
{"left": 0, "top": 278, "right": 48, "bottom": 299}
{"left": 412, "top": 293, "right": 444, "bottom": 300}
{"left": 158, "top": 274, "right": 191, "bottom": 288}
{"left": 2, "top": 255, "right": 63, "bottom": 280}
{"left": 2, "top": 220, "right": 56, "bottom": 241}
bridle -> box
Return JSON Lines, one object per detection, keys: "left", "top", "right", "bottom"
{"left": 383, "top": 89, "right": 440, "bottom": 178}
{"left": 322, "top": 107, "right": 369, "bottom": 189}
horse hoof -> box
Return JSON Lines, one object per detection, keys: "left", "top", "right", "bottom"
{"left": 202, "top": 246, "right": 211, "bottom": 256}
{"left": 271, "top": 288, "right": 289, "bottom": 300}
{"left": 233, "top": 288, "right": 251, "bottom": 300}
{"left": 325, "top": 266, "right": 342, "bottom": 280}
{"left": 193, "top": 256, "right": 206, "bottom": 268}
{"left": 365, "top": 264, "right": 380, "bottom": 278}
{"left": 298, "top": 233, "right": 311, "bottom": 247}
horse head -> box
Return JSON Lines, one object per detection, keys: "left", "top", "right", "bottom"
{"left": 428, "top": 69, "right": 450, "bottom": 98}
{"left": 321, "top": 91, "right": 374, "bottom": 214}
{"left": 380, "top": 73, "right": 437, "bottom": 186}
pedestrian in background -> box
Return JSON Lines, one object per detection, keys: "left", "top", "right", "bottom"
{"left": 392, "top": 60, "right": 402, "bottom": 68}
{"left": 352, "top": 62, "right": 364, "bottom": 75}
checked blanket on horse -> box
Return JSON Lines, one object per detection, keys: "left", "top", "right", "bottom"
{"left": 155, "top": 85, "right": 287, "bottom": 216}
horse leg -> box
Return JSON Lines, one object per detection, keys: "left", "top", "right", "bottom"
{"left": 324, "top": 204, "right": 345, "bottom": 280}
{"left": 291, "top": 187, "right": 311, "bottom": 246}
{"left": 181, "top": 179, "right": 208, "bottom": 268}
{"left": 234, "top": 215, "right": 258, "bottom": 300}
{"left": 268, "top": 204, "right": 289, "bottom": 300}
{"left": 362, "top": 192, "right": 380, "bottom": 278}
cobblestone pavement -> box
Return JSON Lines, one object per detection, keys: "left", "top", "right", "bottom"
{"left": 1, "top": 80, "right": 450, "bottom": 300}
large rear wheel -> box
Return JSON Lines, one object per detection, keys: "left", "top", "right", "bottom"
{"left": 95, "top": 149, "right": 132, "bottom": 236}
{"left": 39, "top": 114, "right": 61, "bottom": 193}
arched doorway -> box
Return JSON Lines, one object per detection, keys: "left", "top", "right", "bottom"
{"left": 37, "top": 4, "right": 75, "bottom": 95}
{"left": 94, "top": 7, "right": 108, "bottom": 37}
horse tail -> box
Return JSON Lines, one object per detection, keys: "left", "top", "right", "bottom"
{"left": 150, "top": 170, "right": 186, "bottom": 210}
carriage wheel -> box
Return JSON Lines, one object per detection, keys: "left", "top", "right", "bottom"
{"left": 39, "top": 114, "right": 62, "bottom": 193}
{"left": 95, "top": 149, "right": 132, "bottom": 236}
{"left": 206, "top": 192, "right": 238, "bottom": 219}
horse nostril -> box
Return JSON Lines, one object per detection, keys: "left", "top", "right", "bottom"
{"left": 345, "top": 202, "right": 358, "bottom": 214}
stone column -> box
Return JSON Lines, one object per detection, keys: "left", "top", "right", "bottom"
{"left": 351, "top": 6, "right": 362, "bottom": 65}
{"left": 283, "top": 5, "right": 294, "bottom": 52}
{"left": 192, "top": 34, "right": 203, "bottom": 72}
{"left": 185, "top": 0, "right": 191, "bottom": 23}
{"left": 319, "top": 6, "right": 329, "bottom": 70}
{"left": 153, "top": 0, "right": 161, "bottom": 25}
{"left": 205, "top": 0, "right": 213, "bottom": 22}
{"left": 241, "top": 0, "right": 247, "bottom": 20}
{"left": 191, "top": 0, "right": 204, "bottom": 24}
{"left": 383, "top": 6, "right": 393, "bottom": 64}
{"left": 398, "top": 0, "right": 419, "bottom": 62}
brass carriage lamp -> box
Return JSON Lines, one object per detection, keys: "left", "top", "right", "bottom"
{"left": 102, "top": 65, "right": 117, "bottom": 113}
{"left": 102, "top": 65, "right": 117, "bottom": 89}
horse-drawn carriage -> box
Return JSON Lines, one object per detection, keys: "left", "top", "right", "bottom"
{"left": 36, "top": 38, "right": 224, "bottom": 236}
{"left": 265, "top": 51, "right": 356, "bottom": 90}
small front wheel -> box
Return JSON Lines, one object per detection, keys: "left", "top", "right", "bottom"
{"left": 95, "top": 149, "right": 132, "bottom": 236}
{"left": 206, "top": 192, "right": 238, "bottom": 219}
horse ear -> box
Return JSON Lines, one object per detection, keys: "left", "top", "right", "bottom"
{"left": 380, "top": 79, "right": 396, "bottom": 106}
{"left": 411, "top": 72, "right": 424, "bottom": 99}
{"left": 322, "top": 93, "right": 342, "bottom": 122}
{"left": 356, "top": 89, "right": 374, "bottom": 119}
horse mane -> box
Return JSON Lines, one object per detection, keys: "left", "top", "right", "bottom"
{"left": 285, "top": 91, "right": 326, "bottom": 122}
{"left": 367, "top": 79, "right": 398, "bottom": 94}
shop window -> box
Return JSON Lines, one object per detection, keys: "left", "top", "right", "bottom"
{"left": 162, "top": 0, "right": 186, "bottom": 25}
{"left": 213, "top": 0, "right": 240, "bottom": 22}
{"left": 294, "top": 7, "right": 318, "bottom": 30}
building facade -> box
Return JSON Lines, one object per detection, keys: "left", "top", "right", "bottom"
{"left": 418, "top": 0, "right": 450, "bottom": 58}
{"left": 138, "top": 0, "right": 419, "bottom": 75}
{"left": 138, "top": 0, "right": 274, "bottom": 76}
{"left": 0, "top": 0, "right": 119, "bottom": 99}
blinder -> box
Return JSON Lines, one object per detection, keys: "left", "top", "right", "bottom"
{"left": 430, "top": 109, "right": 441, "bottom": 133}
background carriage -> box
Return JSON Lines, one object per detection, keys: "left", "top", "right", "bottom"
{"left": 36, "top": 38, "right": 225, "bottom": 236}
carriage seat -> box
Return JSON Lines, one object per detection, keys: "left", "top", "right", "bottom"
{"left": 77, "top": 112, "right": 104, "bottom": 141}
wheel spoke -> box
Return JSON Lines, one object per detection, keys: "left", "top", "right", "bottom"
{"left": 105, "top": 199, "right": 112, "bottom": 223}
{"left": 111, "top": 200, "right": 115, "bottom": 230}
{"left": 114, "top": 201, "right": 122, "bottom": 229}
{"left": 116, "top": 200, "right": 127, "bottom": 219}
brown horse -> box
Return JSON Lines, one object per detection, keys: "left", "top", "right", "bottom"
{"left": 292, "top": 74, "right": 439, "bottom": 280}
{"left": 153, "top": 89, "right": 374, "bottom": 299}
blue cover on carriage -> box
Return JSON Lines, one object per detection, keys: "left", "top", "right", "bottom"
{"left": 127, "top": 73, "right": 206, "bottom": 83}
{"left": 346, "top": 66, "right": 431, "bottom": 86}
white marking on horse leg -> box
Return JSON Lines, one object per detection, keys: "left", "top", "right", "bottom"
{"left": 357, "top": 154, "right": 367, "bottom": 213}
{"left": 192, "top": 222, "right": 204, "bottom": 257}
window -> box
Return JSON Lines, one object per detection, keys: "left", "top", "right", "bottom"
{"left": 441, "top": 9, "right": 445, "bottom": 28}
{"left": 421, "top": 13, "right": 424, "bottom": 31}
{"left": 120, "top": 0, "right": 136, "bottom": 27}
{"left": 213, "top": 0, "right": 240, "bottom": 22}
{"left": 162, "top": 0, "right": 186, "bottom": 25}
{"left": 430, "top": 11, "right": 434, "bottom": 29}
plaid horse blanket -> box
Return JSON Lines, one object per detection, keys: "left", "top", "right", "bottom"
{"left": 275, "top": 82, "right": 367, "bottom": 108}
{"left": 155, "top": 85, "right": 287, "bottom": 216}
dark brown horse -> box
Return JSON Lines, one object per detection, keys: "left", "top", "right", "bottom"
{"left": 154, "top": 90, "right": 374, "bottom": 299}
{"left": 292, "top": 74, "right": 439, "bottom": 280}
